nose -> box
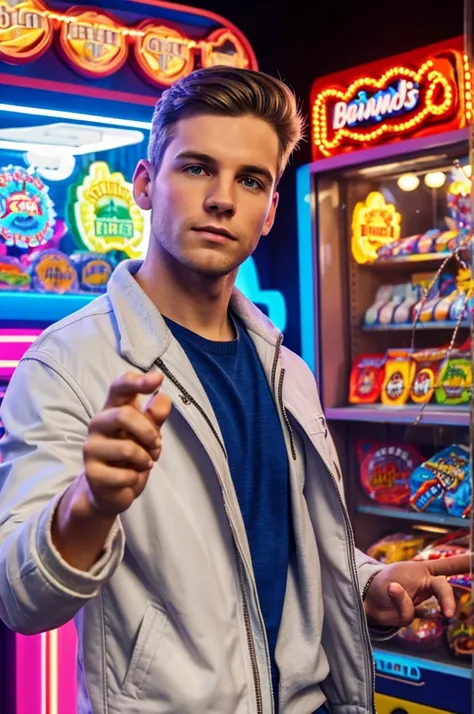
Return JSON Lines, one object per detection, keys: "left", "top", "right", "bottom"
{"left": 203, "top": 178, "right": 236, "bottom": 217}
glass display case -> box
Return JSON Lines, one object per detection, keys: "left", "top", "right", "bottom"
{"left": 298, "top": 37, "right": 472, "bottom": 714}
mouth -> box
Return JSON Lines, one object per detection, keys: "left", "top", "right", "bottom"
{"left": 192, "top": 225, "right": 237, "bottom": 242}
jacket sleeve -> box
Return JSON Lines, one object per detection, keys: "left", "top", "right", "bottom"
{"left": 0, "top": 354, "right": 125, "bottom": 635}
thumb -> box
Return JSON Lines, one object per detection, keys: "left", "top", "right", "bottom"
{"left": 145, "top": 391, "right": 173, "bottom": 427}
{"left": 388, "top": 582, "right": 415, "bottom": 627}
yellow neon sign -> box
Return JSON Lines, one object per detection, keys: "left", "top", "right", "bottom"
{"left": 134, "top": 23, "right": 195, "bottom": 87}
{"left": 0, "top": 2, "right": 255, "bottom": 81}
{"left": 0, "top": 0, "right": 53, "bottom": 64}
{"left": 73, "top": 162, "right": 147, "bottom": 259}
{"left": 352, "top": 191, "right": 401, "bottom": 264}
{"left": 201, "top": 28, "right": 249, "bottom": 69}
{"left": 59, "top": 8, "right": 128, "bottom": 78}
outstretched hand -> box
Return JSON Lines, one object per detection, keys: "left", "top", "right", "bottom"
{"left": 364, "top": 553, "right": 472, "bottom": 628}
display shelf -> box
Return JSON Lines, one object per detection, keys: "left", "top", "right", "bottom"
{"left": 325, "top": 404, "right": 469, "bottom": 426}
{"left": 366, "top": 253, "right": 452, "bottom": 269}
{"left": 357, "top": 504, "right": 467, "bottom": 528}
{"left": 0, "top": 291, "right": 97, "bottom": 323}
{"left": 373, "top": 643, "right": 471, "bottom": 680}
{"left": 361, "top": 320, "right": 469, "bottom": 332}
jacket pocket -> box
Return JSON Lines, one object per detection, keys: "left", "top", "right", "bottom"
{"left": 303, "top": 415, "right": 326, "bottom": 437}
{"left": 121, "top": 602, "right": 168, "bottom": 697}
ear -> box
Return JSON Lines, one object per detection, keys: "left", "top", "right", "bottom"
{"left": 133, "top": 159, "right": 153, "bottom": 210}
{"left": 261, "top": 191, "right": 279, "bottom": 237}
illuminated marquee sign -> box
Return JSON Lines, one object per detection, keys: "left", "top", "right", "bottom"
{"left": 352, "top": 191, "right": 401, "bottom": 264}
{"left": 201, "top": 28, "right": 249, "bottom": 69}
{"left": 59, "top": 8, "right": 128, "bottom": 79}
{"left": 73, "top": 162, "right": 147, "bottom": 259}
{"left": 0, "top": 1, "right": 256, "bottom": 83}
{"left": 0, "top": 0, "right": 53, "bottom": 64}
{"left": 0, "top": 165, "right": 56, "bottom": 249}
{"left": 134, "top": 22, "right": 194, "bottom": 87}
{"left": 311, "top": 41, "right": 470, "bottom": 159}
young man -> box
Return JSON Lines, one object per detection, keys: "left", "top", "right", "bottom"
{"left": 0, "top": 67, "right": 469, "bottom": 714}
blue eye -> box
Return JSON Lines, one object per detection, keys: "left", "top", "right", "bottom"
{"left": 185, "top": 165, "right": 206, "bottom": 176}
{"left": 241, "top": 177, "right": 260, "bottom": 190}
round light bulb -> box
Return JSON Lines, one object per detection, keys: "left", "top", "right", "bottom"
{"left": 397, "top": 173, "right": 420, "bottom": 191}
{"left": 424, "top": 171, "right": 446, "bottom": 189}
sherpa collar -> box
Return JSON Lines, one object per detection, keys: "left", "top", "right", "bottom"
{"left": 107, "top": 259, "right": 281, "bottom": 369}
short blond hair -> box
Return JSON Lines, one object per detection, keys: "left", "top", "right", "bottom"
{"left": 148, "top": 66, "right": 304, "bottom": 178}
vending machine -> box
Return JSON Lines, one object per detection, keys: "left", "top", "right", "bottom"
{"left": 297, "top": 38, "right": 472, "bottom": 714}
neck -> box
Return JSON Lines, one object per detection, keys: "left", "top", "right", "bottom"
{"left": 135, "top": 246, "right": 237, "bottom": 341}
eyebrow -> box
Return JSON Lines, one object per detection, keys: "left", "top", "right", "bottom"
{"left": 174, "top": 150, "right": 275, "bottom": 186}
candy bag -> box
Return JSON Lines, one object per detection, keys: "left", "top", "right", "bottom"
{"left": 349, "top": 354, "right": 385, "bottom": 404}
{"left": 357, "top": 441, "right": 424, "bottom": 506}
{"left": 381, "top": 350, "right": 414, "bottom": 406}
{"left": 364, "top": 285, "right": 393, "bottom": 325}
{"left": 409, "top": 348, "right": 445, "bottom": 404}
{"left": 367, "top": 532, "right": 428, "bottom": 564}
{"left": 409, "top": 445, "right": 470, "bottom": 514}
{"left": 436, "top": 355, "right": 472, "bottom": 405}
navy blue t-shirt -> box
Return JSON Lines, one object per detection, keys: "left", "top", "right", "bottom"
{"left": 164, "top": 315, "right": 290, "bottom": 702}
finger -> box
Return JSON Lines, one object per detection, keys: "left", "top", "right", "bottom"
{"left": 87, "top": 466, "right": 150, "bottom": 510}
{"left": 104, "top": 371, "right": 164, "bottom": 409}
{"left": 89, "top": 405, "right": 160, "bottom": 450}
{"left": 145, "top": 392, "right": 173, "bottom": 428}
{"left": 427, "top": 553, "right": 473, "bottom": 578}
{"left": 84, "top": 437, "right": 155, "bottom": 471}
{"left": 429, "top": 575, "right": 456, "bottom": 619}
{"left": 86, "top": 462, "right": 145, "bottom": 490}
{"left": 388, "top": 582, "right": 415, "bottom": 627}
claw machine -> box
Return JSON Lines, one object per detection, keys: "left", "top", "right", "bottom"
{"left": 0, "top": 2, "right": 260, "bottom": 712}
{"left": 297, "top": 37, "right": 473, "bottom": 714}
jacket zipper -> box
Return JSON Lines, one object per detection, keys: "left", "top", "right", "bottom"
{"left": 316, "top": 449, "right": 377, "bottom": 713}
{"left": 156, "top": 358, "right": 227, "bottom": 456}
{"left": 272, "top": 336, "right": 297, "bottom": 461}
{"left": 158, "top": 344, "right": 376, "bottom": 712}
{"left": 155, "top": 357, "right": 268, "bottom": 714}
{"left": 273, "top": 337, "right": 376, "bottom": 711}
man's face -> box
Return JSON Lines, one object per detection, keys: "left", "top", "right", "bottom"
{"left": 134, "top": 113, "right": 280, "bottom": 278}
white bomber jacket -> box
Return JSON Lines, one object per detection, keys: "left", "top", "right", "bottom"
{"left": 0, "top": 260, "right": 383, "bottom": 714}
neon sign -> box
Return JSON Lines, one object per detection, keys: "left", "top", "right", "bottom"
{"left": 0, "top": 0, "right": 53, "bottom": 64}
{"left": 0, "top": 166, "right": 56, "bottom": 249}
{"left": 201, "top": 29, "right": 249, "bottom": 69}
{"left": 235, "top": 256, "right": 287, "bottom": 332}
{"left": 311, "top": 44, "right": 470, "bottom": 159}
{"left": 59, "top": 8, "right": 128, "bottom": 79}
{"left": 352, "top": 192, "right": 401, "bottom": 264}
{"left": 73, "top": 162, "right": 148, "bottom": 259}
{"left": 134, "top": 22, "right": 194, "bottom": 87}
{"left": 0, "top": 1, "right": 256, "bottom": 84}
{"left": 332, "top": 79, "right": 419, "bottom": 130}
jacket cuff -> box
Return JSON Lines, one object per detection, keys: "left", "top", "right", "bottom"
{"left": 358, "top": 560, "right": 399, "bottom": 641}
{"left": 357, "top": 557, "right": 384, "bottom": 596}
{"left": 33, "top": 491, "right": 125, "bottom": 598}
